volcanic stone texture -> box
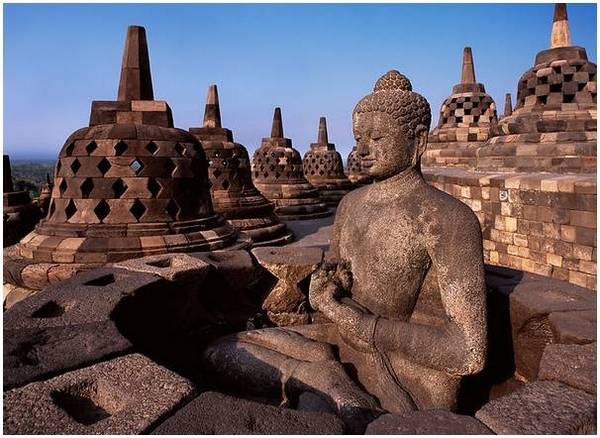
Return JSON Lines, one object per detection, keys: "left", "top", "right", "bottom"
{"left": 3, "top": 354, "right": 196, "bottom": 434}
{"left": 366, "top": 410, "right": 492, "bottom": 435}
{"left": 538, "top": 342, "right": 596, "bottom": 394}
{"left": 251, "top": 246, "right": 323, "bottom": 326}
{"left": 151, "top": 391, "right": 344, "bottom": 434}
{"left": 424, "top": 168, "right": 596, "bottom": 289}
{"left": 475, "top": 380, "right": 596, "bottom": 434}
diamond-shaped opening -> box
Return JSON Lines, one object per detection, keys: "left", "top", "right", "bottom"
{"left": 145, "top": 142, "right": 158, "bottom": 155}
{"left": 112, "top": 179, "right": 127, "bottom": 198}
{"left": 70, "top": 159, "right": 81, "bottom": 175}
{"left": 65, "top": 143, "right": 75, "bottom": 157}
{"left": 147, "top": 178, "right": 161, "bottom": 197}
{"left": 213, "top": 169, "right": 222, "bottom": 178}
{"left": 163, "top": 159, "right": 175, "bottom": 176}
{"left": 65, "top": 199, "right": 77, "bottom": 220}
{"left": 114, "top": 141, "right": 128, "bottom": 156}
{"left": 221, "top": 180, "right": 230, "bottom": 190}
{"left": 165, "top": 199, "right": 180, "bottom": 219}
{"left": 174, "top": 143, "right": 184, "bottom": 156}
{"left": 80, "top": 178, "right": 94, "bottom": 198}
{"left": 94, "top": 200, "right": 110, "bottom": 222}
{"left": 130, "top": 159, "right": 144, "bottom": 174}
{"left": 129, "top": 199, "right": 147, "bottom": 220}
{"left": 59, "top": 179, "right": 68, "bottom": 195}
{"left": 97, "top": 158, "right": 111, "bottom": 176}
{"left": 85, "top": 141, "right": 98, "bottom": 155}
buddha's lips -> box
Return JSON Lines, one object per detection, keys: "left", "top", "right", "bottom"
{"left": 361, "top": 159, "right": 375, "bottom": 168}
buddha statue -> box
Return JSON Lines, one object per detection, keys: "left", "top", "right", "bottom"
{"left": 203, "top": 70, "right": 487, "bottom": 432}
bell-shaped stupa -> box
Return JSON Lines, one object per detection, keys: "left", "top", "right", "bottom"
{"left": 302, "top": 117, "right": 353, "bottom": 206}
{"left": 15, "top": 25, "right": 240, "bottom": 264}
{"left": 189, "top": 85, "right": 293, "bottom": 246}
{"left": 251, "top": 108, "right": 331, "bottom": 220}
{"left": 345, "top": 146, "right": 373, "bottom": 186}
{"left": 480, "top": 3, "right": 596, "bottom": 173}
{"left": 3, "top": 155, "right": 42, "bottom": 247}
{"left": 423, "top": 47, "right": 498, "bottom": 168}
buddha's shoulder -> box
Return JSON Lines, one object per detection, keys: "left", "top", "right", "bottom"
{"left": 420, "top": 183, "right": 480, "bottom": 226}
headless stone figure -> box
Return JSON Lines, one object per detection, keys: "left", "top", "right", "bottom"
{"left": 203, "top": 71, "right": 487, "bottom": 432}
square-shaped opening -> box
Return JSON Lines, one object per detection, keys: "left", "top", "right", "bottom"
{"left": 51, "top": 379, "right": 129, "bottom": 426}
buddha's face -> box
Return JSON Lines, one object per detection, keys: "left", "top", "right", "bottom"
{"left": 352, "top": 111, "right": 426, "bottom": 180}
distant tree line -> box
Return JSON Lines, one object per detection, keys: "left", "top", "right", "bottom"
{"left": 9, "top": 160, "right": 56, "bottom": 198}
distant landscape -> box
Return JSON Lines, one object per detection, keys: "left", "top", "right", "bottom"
{"left": 9, "top": 159, "right": 56, "bottom": 197}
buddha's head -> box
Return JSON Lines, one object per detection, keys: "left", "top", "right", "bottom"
{"left": 353, "top": 70, "right": 431, "bottom": 180}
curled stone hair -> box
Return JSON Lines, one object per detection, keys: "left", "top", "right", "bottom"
{"left": 353, "top": 70, "right": 432, "bottom": 138}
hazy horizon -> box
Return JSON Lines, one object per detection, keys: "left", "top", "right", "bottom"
{"left": 4, "top": 3, "right": 597, "bottom": 161}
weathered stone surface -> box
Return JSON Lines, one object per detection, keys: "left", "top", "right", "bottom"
{"left": 549, "top": 309, "right": 596, "bottom": 344}
{"left": 475, "top": 380, "right": 596, "bottom": 434}
{"left": 510, "top": 282, "right": 595, "bottom": 380}
{"left": 114, "top": 252, "right": 211, "bottom": 283}
{"left": 366, "top": 410, "right": 493, "bottom": 435}
{"left": 3, "top": 267, "right": 159, "bottom": 389}
{"left": 3, "top": 282, "right": 37, "bottom": 310}
{"left": 4, "top": 354, "right": 196, "bottom": 434}
{"left": 151, "top": 391, "right": 344, "bottom": 434}
{"left": 251, "top": 246, "right": 323, "bottom": 326}
{"left": 539, "top": 342, "right": 596, "bottom": 394}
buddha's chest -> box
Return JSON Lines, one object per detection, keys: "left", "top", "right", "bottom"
{"left": 337, "top": 204, "right": 430, "bottom": 316}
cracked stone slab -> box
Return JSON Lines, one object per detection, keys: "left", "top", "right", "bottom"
{"left": 475, "top": 380, "right": 596, "bottom": 434}
{"left": 151, "top": 391, "right": 344, "bottom": 434}
{"left": 3, "top": 354, "right": 196, "bottom": 434}
{"left": 366, "top": 409, "right": 493, "bottom": 435}
{"left": 539, "top": 342, "right": 596, "bottom": 394}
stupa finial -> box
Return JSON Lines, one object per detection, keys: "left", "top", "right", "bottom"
{"left": 550, "top": 3, "right": 572, "bottom": 48}
{"left": 117, "top": 25, "right": 154, "bottom": 101}
{"left": 203, "top": 84, "right": 222, "bottom": 128}
{"left": 271, "top": 107, "right": 284, "bottom": 138}
{"left": 461, "top": 47, "right": 476, "bottom": 84}
{"left": 317, "top": 117, "right": 329, "bottom": 144}
{"left": 504, "top": 93, "right": 513, "bottom": 117}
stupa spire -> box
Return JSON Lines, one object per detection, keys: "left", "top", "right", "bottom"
{"left": 271, "top": 107, "right": 284, "bottom": 138}
{"left": 317, "top": 117, "right": 329, "bottom": 144}
{"left": 504, "top": 93, "right": 513, "bottom": 117}
{"left": 550, "top": 3, "right": 572, "bottom": 48}
{"left": 117, "top": 25, "right": 154, "bottom": 101}
{"left": 461, "top": 47, "right": 476, "bottom": 84}
{"left": 203, "top": 84, "right": 222, "bottom": 128}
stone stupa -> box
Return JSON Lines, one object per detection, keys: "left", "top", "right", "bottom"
{"left": 302, "top": 117, "right": 353, "bottom": 206}
{"left": 345, "top": 146, "right": 373, "bottom": 186}
{"left": 3, "top": 155, "right": 41, "bottom": 247}
{"left": 501, "top": 93, "right": 513, "bottom": 119}
{"left": 14, "top": 25, "right": 241, "bottom": 266}
{"left": 251, "top": 108, "right": 331, "bottom": 220}
{"left": 423, "top": 47, "right": 498, "bottom": 168}
{"left": 189, "top": 85, "right": 293, "bottom": 246}
{"left": 479, "top": 3, "right": 596, "bottom": 173}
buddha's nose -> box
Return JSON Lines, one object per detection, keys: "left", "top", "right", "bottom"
{"left": 357, "top": 142, "right": 369, "bottom": 157}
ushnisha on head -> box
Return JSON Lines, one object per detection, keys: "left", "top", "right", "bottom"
{"left": 353, "top": 70, "right": 431, "bottom": 180}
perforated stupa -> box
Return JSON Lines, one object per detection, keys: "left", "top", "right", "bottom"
{"left": 16, "top": 25, "right": 240, "bottom": 264}
{"left": 189, "top": 85, "right": 293, "bottom": 246}
{"left": 251, "top": 108, "right": 330, "bottom": 220}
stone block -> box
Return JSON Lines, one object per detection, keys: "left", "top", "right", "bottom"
{"left": 366, "top": 410, "right": 492, "bottom": 435}
{"left": 510, "top": 281, "right": 595, "bottom": 381}
{"left": 113, "top": 252, "right": 211, "bottom": 283}
{"left": 3, "top": 354, "right": 196, "bottom": 434}
{"left": 3, "top": 267, "right": 161, "bottom": 389}
{"left": 151, "top": 391, "right": 344, "bottom": 434}
{"left": 549, "top": 309, "right": 596, "bottom": 344}
{"left": 539, "top": 342, "right": 596, "bottom": 394}
{"left": 475, "top": 381, "right": 596, "bottom": 434}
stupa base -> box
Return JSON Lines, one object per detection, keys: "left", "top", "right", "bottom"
{"left": 254, "top": 182, "right": 331, "bottom": 221}
{"left": 227, "top": 217, "right": 294, "bottom": 247}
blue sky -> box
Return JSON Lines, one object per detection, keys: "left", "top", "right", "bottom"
{"left": 4, "top": 3, "right": 597, "bottom": 160}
